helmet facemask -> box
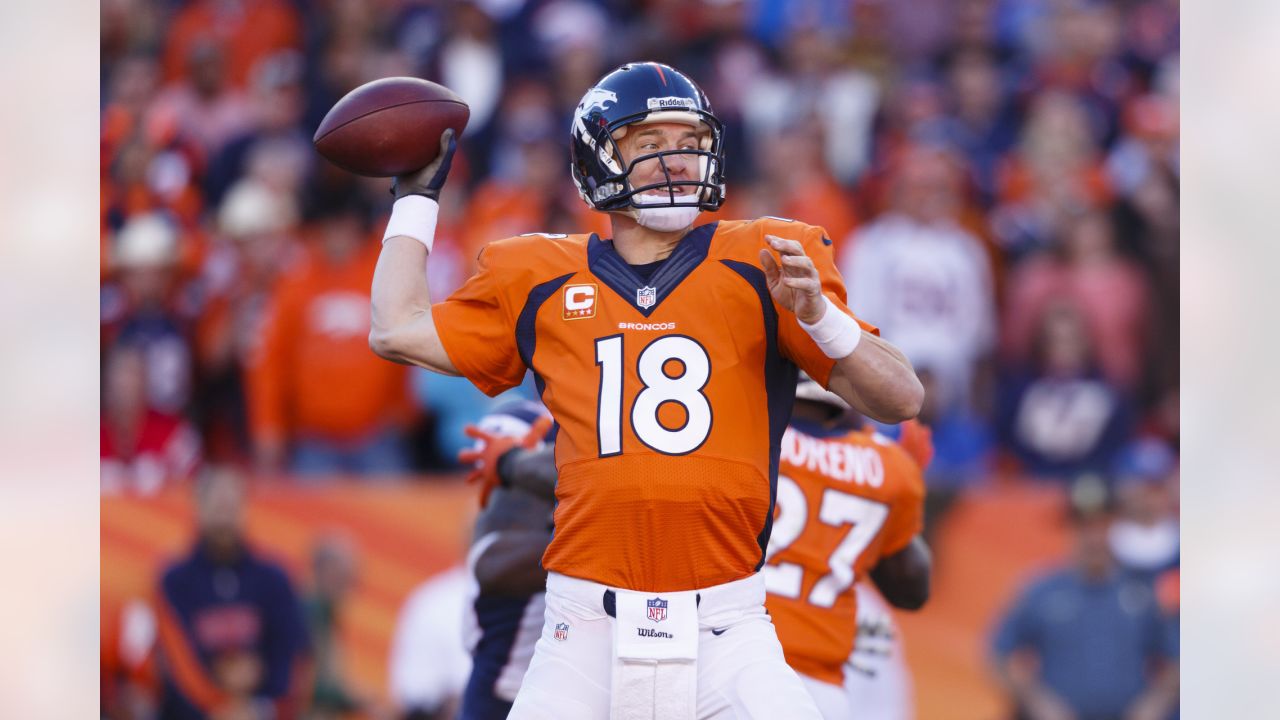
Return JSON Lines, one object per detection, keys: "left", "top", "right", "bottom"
{"left": 572, "top": 107, "right": 726, "bottom": 220}
{"left": 621, "top": 117, "right": 723, "bottom": 230}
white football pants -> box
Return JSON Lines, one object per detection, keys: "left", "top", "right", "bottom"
{"left": 508, "top": 571, "right": 822, "bottom": 720}
{"left": 799, "top": 673, "right": 854, "bottom": 719}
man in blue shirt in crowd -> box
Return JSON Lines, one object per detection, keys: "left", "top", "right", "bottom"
{"left": 990, "top": 477, "right": 1179, "bottom": 720}
{"left": 155, "top": 468, "right": 312, "bottom": 719}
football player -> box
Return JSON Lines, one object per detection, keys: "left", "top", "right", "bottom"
{"left": 764, "top": 374, "right": 932, "bottom": 719}
{"left": 388, "top": 567, "right": 471, "bottom": 720}
{"left": 844, "top": 583, "right": 916, "bottom": 720}
{"left": 455, "top": 401, "right": 555, "bottom": 720}
{"left": 370, "top": 61, "right": 923, "bottom": 718}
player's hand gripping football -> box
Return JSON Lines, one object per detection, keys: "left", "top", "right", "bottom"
{"left": 392, "top": 128, "right": 457, "bottom": 201}
{"left": 760, "top": 235, "right": 826, "bottom": 325}
{"left": 458, "top": 415, "right": 552, "bottom": 507}
{"left": 898, "top": 419, "right": 935, "bottom": 471}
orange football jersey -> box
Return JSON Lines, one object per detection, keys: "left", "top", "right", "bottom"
{"left": 433, "top": 218, "right": 876, "bottom": 592}
{"left": 764, "top": 423, "right": 925, "bottom": 685}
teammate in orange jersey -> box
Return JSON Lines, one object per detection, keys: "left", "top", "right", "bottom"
{"left": 368, "top": 62, "right": 923, "bottom": 718}
{"left": 765, "top": 374, "right": 933, "bottom": 719}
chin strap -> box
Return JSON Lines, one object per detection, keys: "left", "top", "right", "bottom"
{"left": 625, "top": 192, "right": 703, "bottom": 232}
{"left": 635, "top": 205, "right": 701, "bottom": 232}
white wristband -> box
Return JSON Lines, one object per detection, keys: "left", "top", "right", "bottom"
{"left": 382, "top": 195, "right": 439, "bottom": 252}
{"left": 799, "top": 296, "right": 862, "bottom": 359}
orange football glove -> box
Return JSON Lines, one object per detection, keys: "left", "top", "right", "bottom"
{"left": 458, "top": 415, "right": 552, "bottom": 506}
{"left": 898, "top": 419, "right": 935, "bottom": 471}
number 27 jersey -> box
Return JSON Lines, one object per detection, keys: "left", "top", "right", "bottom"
{"left": 765, "top": 424, "right": 925, "bottom": 685}
{"left": 433, "top": 219, "right": 877, "bottom": 592}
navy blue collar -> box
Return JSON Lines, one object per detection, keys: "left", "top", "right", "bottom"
{"left": 587, "top": 222, "right": 718, "bottom": 317}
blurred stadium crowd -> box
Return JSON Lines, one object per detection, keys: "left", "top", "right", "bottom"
{"left": 100, "top": 0, "right": 1179, "bottom": 718}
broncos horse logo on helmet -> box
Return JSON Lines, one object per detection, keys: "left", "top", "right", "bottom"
{"left": 575, "top": 87, "right": 618, "bottom": 117}
{"left": 569, "top": 62, "right": 726, "bottom": 216}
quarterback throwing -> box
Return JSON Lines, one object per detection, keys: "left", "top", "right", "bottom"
{"left": 369, "top": 62, "right": 922, "bottom": 718}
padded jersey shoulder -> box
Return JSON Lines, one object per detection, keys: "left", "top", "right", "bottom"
{"left": 710, "top": 217, "right": 831, "bottom": 261}
{"left": 470, "top": 233, "right": 594, "bottom": 309}
{"left": 477, "top": 232, "right": 594, "bottom": 286}
{"left": 866, "top": 430, "right": 927, "bottom": 501}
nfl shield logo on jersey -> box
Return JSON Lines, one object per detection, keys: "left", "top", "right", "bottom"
{"left": 637, "top": 286, "right": 657, "bottom": 309}
{"left": 647, "top": 597, "right": 668, "bottom": 623}
{"left": 554, "top": 622, "right": 570, "bottom": 641}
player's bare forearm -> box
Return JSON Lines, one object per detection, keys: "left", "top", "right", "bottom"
{"left": 870, "top": 536, "right": 932, "bottom": 610}
{"left": 500, "top": 446, "right": 558, "bottom": 501}
{"left": 473, "top": 530, "right": 551, "bottom": 596}
{"left": 827, "top": 332, "right": 923, "bottom": 423}
{"left": 759, "top": 234, "right": 922, "bottom": 421}
{"left": 368, "top": 236, "right": 459, "bottom": 375}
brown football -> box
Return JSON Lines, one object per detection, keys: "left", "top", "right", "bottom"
{"left": 313, "top": 77, "right": 469, "bottom": 177}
